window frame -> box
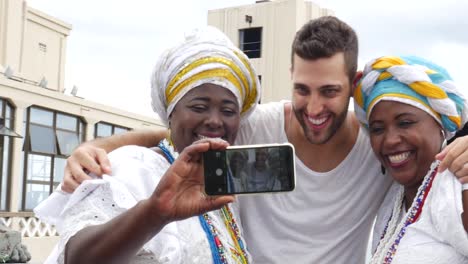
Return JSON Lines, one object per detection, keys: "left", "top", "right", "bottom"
{"left": 21, "top": 106, "right": 85, "bottom": 211}
{"left": 0, "top": 98, "right": 15, "bottom": 211}
{"left": 239, "top": 27, "right": 263, "bottom": 59}
{"left": 94, "top": 121, "right": 130, "bottom": 139}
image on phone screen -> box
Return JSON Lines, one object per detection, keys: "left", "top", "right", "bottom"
{"left": 203, "top": 143, "right": 295, "bottom": 195}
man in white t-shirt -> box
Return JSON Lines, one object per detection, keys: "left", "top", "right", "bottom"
{"left": 61, "top": 16, "right": 468, "bottom": 263}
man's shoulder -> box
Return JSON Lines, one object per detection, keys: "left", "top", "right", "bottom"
{"left": 249, "top": 100, "right": 289, "bottom": 125}
{"left": 236, "top": 101, "right": 290, "bottom": 145}
{"left": 255, "top": 101, "right": 288, "bottom": 114}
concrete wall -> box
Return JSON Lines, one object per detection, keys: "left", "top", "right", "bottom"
{"left": 21, "top": 7, "right": 71, "bottom": 93}
{"left": 0, "top": 0, "right": 71, "bottom": 92}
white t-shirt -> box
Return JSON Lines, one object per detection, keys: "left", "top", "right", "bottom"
{"left": 234, "top": 101, "right": 393, "bottom": 264}
{"left": 371, "top": 162, "right": 468, "bottom": 264}
{"left": 35, "top": 146, "right": 250, "bottom": 264}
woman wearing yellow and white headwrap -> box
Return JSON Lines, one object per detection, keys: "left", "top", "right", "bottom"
{"left": 354, "top": 56, "right": 468, "bottom": 264}
{"left": 152, "top": 26, "right": 260, "bottom": 127}
{"left": 35, "top": 26, "right": 260, "bottom": 264}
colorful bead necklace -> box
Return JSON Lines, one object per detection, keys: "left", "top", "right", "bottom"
{"left": 221, "top": 206, "right": 248, "bottom": 263}
{"left": 158, "top": 139, "right": 248, "bottom": 264}
{"left": 371, "top": 161, "right": 439, "bottom": 264}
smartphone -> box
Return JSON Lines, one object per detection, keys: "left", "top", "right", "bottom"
{"left": 203, "top": 143, "right": 296, "bottom": 195}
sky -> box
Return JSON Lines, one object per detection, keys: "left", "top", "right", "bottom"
{"left": 27, "top": 0, "right": 468, "bottom": 118}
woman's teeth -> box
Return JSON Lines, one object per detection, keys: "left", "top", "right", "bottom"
{"left": 388, "top": 152, "right": 410, "bottom": 164}
{"left": 197, "top": 135, "right": 222, "bottom": 140}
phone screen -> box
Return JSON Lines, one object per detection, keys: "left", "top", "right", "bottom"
{"left": 203, "top": 144, "right": 295, "bottom": 195}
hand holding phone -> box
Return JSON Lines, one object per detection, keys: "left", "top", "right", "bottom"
{"left": 203, "top": 143, "right": 296, "bottom": 195}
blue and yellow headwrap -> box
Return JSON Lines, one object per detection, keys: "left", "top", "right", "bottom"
{"left": 151, "top": 26, "right": 261, "bottom": 126}
{"left": 354, "top": 55, "right": 468, "bottom": 139}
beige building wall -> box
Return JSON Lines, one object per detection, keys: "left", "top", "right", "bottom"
{"left": 208, "top": 0, "right": 333, "bottom": 103}
{"left": 0, "top": 0, "right": 70, "bottom": 93}
{"left": 0, "top": 1, "right": 163, "bottom": 262}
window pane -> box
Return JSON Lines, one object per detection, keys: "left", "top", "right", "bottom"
{"left": 53, "top": 157, "right": 67, "bottom": 184}
{"left": 4, "top": 117, "right": 12, "bottom": 129}
{"left": 5, "top": 103, "right": 12, "bottom": 128}
{"left": 30, "top": 124, "right": 56, "bottom": 154}
{"left": 239, "top": 28, "right": 262, "bottom": 59}
{"left": 78, "top": 122, "right": 84, "bottom": 144}
{"left": 56, "top": 130, "right": 79, "bottom": 156}
{"left": 30, "top": 107, "right": 53, "bottom": 126}
{"left": 27, "top": 154, "right": 51, "bottom": 182}
{"left": 96, "top": 123, "right": 112, "bottom": 138}
{"left": 18, "top": 126, "right": 25, "bottom": 210}
{"left": 24, "top": 183, "right": 49, "bottom": 210}
{"left": 1, "top": 137, "right": 7, "bottom": 210}
{"left": 57, "top": 114, "right": 77, "bottom": 131}
{"left": 114, "top": 126, "right": 129, "bottom": 135}
{"left": 5, "top": 103, "right": 11, "bottom": 118}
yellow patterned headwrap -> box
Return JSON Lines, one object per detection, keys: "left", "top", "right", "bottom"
{"left": 354, "top": 55, "right": 468, "bottom": 139}
{"left": 151, "top": 26, "right": 261, "bottom": 125}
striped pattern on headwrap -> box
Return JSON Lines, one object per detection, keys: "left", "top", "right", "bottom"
{"left": 151, "top": 26, "right": 261, "bottom": 126}
{"left": 354, "top": 55, "right": 468, "bottom": 139}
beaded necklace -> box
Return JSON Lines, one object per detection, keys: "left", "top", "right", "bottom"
{"left": 371, "top": 161, "right": 439, "bottom": 264}
{"left": 157, "top": 139, "right": 248, "bottom": 264}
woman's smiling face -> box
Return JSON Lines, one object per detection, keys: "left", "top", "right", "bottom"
{"left": 169, "top": 83, "right": 240, "bottom": 151}
{"left": 369, "top": 100, "right": 443, "bottom": 189}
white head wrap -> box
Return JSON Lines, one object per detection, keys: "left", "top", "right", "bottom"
{"left": 151, "top": 26, "right": 261, "bottom": 126}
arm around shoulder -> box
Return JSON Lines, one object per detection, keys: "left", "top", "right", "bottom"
{"left": 88, "top": 128, "right": 168, "bottom": 153}
{"left": 62, "top": 128, "right": 169, "bottom": 192}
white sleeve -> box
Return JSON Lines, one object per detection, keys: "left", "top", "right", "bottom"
{"left": 236, "top": 101, "right": 287, "bottom": 145}
{"left": 35, "top": 146, "right": 183, "bottom": 264}
{"left": 429, "top": 170, "right": 468, "bottom": 256}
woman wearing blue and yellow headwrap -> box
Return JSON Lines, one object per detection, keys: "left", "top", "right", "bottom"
{"left": 35, "top": 26, "right": 260, "bottom": 264}
{"left": 355, "top": 56, "right": 468, "bottom": 263}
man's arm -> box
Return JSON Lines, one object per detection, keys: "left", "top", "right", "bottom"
{"left": 91, "top": 128, "right": 167, "bottom": 152}
{"left": 62, "top": 128, "right": 168, "bottom": 192}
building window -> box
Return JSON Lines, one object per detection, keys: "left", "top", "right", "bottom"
{"left": 0, "top": 99, "right": 14, "bottom": 211}
{"left": 21, "top": 107, "right": 85, "bottom": 210}
{"left": 239, "top": 27, "right": 262, "bottom": 59}
{"left": 94, "top": 122, "right": 130, "bottom": 139}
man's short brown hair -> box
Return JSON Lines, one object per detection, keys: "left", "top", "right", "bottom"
{"left": 291, "top": 16, "right": 358, "bottom": 83}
